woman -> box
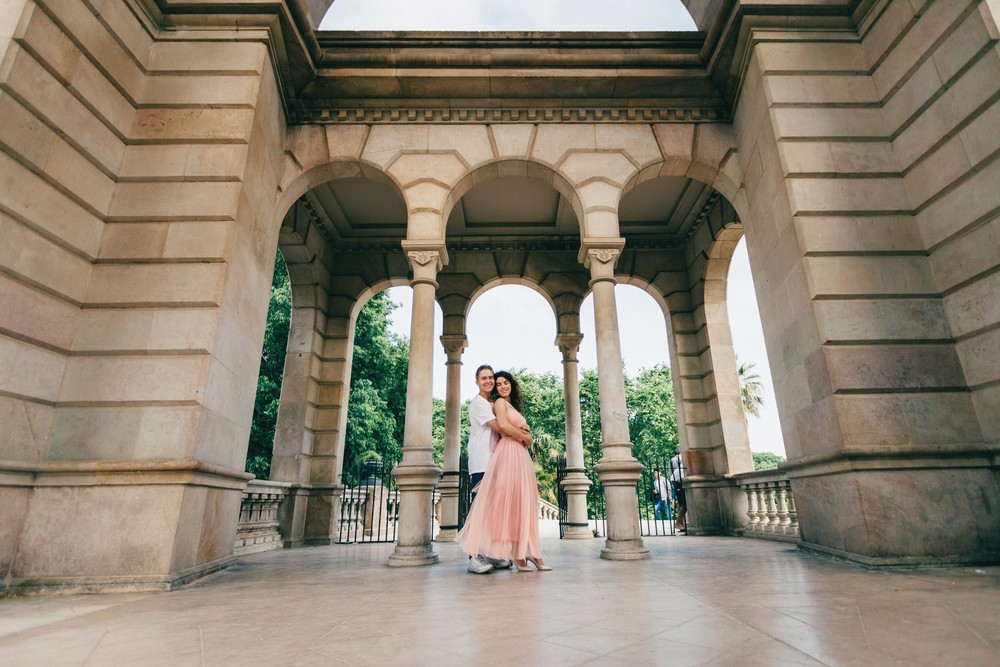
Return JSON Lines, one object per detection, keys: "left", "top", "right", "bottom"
{"left": 455, "top": 371, "right": 551, "bottom": 571}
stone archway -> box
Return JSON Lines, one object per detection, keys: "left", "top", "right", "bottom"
{"left": 1, "top": 0, "right": 997, "bottom": 593}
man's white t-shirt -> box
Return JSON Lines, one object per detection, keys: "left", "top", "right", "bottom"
{"left": 467, "top": 394, "right": 498, "bottom": 474}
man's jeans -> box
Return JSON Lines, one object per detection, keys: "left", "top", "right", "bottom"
{"left": 654, "top": 500, "right": 672, "bottom": 520}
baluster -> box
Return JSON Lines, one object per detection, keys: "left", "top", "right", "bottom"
{"left": 745, "top": 484, "right": 759, "bottom": 529}
{"left": 764, "top": 484, "right": 779, "bottom": 532}
{"left": 754, "top": 487, "right": 769, "bottom": 532}
{"left": 776, "top": 483, "right": 791, "bottom": 534}
{"left": 786, "top": 486, "right": 799, "bottom": 536}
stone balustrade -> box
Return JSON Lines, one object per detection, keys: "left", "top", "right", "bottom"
{"left": 733, "top": 470, "right": 799, "bottom": 543}
{"left": 538, "top": 498, "right": 560, "bottom": 521}
{"left": 235, "top": 480, "right": 291, "bottom": 555}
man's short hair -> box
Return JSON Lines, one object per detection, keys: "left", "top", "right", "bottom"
{"left": 475, "top": 364, "right": 493, "bottom": 379}
{"left": 653, "top": 468, "right": 661, "bottom": 473}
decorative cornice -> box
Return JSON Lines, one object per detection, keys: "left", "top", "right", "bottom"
{"left": 287, "top": 106, "right": 725, "bottom": 125}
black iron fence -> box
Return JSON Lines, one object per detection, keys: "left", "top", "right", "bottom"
{"left": 337, "top": 459, "right": 400, "bottom": 544}
{"left": 339, "top": 452, "right": 685, "bottom": 544}
{"left": 556, "top": 452, "right": 685, "bottom": 538}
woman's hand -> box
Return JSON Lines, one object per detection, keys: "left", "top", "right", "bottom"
{"left": 495, "top": 398, "right": 534, "bottom": 446}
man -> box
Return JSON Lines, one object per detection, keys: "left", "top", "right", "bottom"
{"left": 465, "top": 364, "right": 513, "bottom": 574}
{"left": 669, "top": 452, "right": 687, "bottom": 533}
{"left": 652, "top": 468, "right": 671, "bottom": 521}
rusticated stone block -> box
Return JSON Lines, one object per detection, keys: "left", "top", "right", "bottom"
{"left": 823, "top": 344, "right": 967, "bottom": 392}
{"left": 793, "top": 466, "right": 1000, "bottom": 563}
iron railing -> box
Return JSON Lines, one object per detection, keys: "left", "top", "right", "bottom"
{"left": 337, "top": 459, "right": 400, "bottom": 543}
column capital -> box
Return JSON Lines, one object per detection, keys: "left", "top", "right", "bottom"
{"left": 401, "top": 241, "right": 448, "bottom": 285}
{"left": 439, "top": 334, "right": 468, "bottom": 362}
{"left": 554, "top": 333, "right": 583, "bottom": 362}
{"left": 578, "top": 238, "right": 625, "bottom": 281}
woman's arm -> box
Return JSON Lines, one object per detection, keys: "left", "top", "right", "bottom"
{"left": 493, "top": 399, "right": 533, "bottom": 446}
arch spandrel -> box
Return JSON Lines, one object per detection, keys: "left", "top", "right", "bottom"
{"left": 625, "top": 124, "right": 740, "bottom": 209}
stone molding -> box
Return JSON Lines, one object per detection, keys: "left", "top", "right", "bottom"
{"left": 2, "top": 555, "right": 239, "bottom": 596}
{"left": 779, "top": 445, "right": 1000, "bottom": 479}
{"left": 0, "top": 458, "right": 253, "bottom": 490}
{"left": 288, "top": 106, "right": 725, "bottom": 125}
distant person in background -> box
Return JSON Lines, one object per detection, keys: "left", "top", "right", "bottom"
{"left": 670, "top": 452, "right": 687, "bottom": 533}
{"left": 652, "top": 468, "right": 671, "bottom": 521}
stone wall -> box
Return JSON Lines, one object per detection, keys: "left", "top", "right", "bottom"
{"left": 731, "top": 0, "right": 999, "bottom": 564}
{"left": 0, "top": 0, "right": 286, "bottom": 591}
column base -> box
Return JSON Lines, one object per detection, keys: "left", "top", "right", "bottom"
{"left": 388, "top": 544, "right": 440, "bottom": 567}
{"left": 2, "top": 555, "right": 238, "bottom": 596}
{"left": 600, "top": 539, "right": 650, "bottom": 560}
{"left": 434, "top": 527, "right": 458, "bottom": 542}
{"left": 787, "top": 451, "right": 1000, "bottom": 565}
{"left": 561, "top": 524, "right": 595, "bottom": 539}
{"left": 0, "top": 458, "right": 250, "bottom": 595}
{"left": 798, "top": 541, "right": 1000, "bottom": 567}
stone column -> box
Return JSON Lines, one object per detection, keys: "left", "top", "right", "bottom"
{"left": 556, "top": 333, "right": 593, "bottom": 539}
{"left": 583, "top": 244, "right": 649, "bottom": 560}
{"left": 435, "top": 334, "right": 467, "bottom": 542}
{"left": 389, "top": 245, "right": 446, "bottom": 566}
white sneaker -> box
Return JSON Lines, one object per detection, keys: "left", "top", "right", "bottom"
{"left": 467, "top": 555, "right": 493, "bottom": 574}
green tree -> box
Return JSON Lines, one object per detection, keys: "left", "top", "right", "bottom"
{"left": 343, "top": 291, "right": 410, "bottom": 478}
{"left": 511, "top": 369, "right": 566, "bottom": 504}
{"left": 345, "top": 378, "right": 398, "bottom": 469}
{"left": 578, "top": 368, "right": 604, "bottom": 464}
{"left": 752, "top": 451, "right": 786, "bottom": 470}
{"left": 737, "top": 357, "right": 765, "bottom": 418}
{"left": 246, "top": 253, "right": 291, "bottom": 478}
{"left": 626, "top": 363, "right": 679, "bottom": 463}
{"left": 431, "top": 398, "right": 446, "bottom": 468}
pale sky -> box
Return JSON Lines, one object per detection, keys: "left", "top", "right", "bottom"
{"left": 320, "top": 0, "right": 697, "bottom": 31}
{"left": 323, "top": 1, "right": 784, "bottom": 456}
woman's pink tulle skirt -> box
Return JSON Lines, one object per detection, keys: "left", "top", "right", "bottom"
{"left": 455, "top": 435, "right": 542, "bottom": 561}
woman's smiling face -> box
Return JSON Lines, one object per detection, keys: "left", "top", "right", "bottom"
{"left": 495, "top": 376, "right": 511, "bottom": 397}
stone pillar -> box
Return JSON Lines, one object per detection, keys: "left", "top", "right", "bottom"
{"left": 676, "top": 215, "right": 754, "bottom": 537}
{"left": 729, "top": 4, "right": 1000, "bottom": 564}
{"left": 435, "top": 334, "right": 467, "bottom": 542}
{"left": 555, "top": 333, "right": 593, "bottom": 539}
{"left": 389, "top": 245, "right": 446, "bottom": 566}
{"left": 583, "top": 244, "right": 649, "bottom": 560}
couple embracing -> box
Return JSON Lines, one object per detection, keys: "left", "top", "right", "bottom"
{"left": 457, "top": 365, "right": 552, "bottom": 574}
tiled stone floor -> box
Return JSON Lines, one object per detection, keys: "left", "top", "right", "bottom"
{"left": 1, "top": 537, "right": 998, "bottom": 666}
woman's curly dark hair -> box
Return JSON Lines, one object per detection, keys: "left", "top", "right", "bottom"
{"left": 489, "top": 370, "right": 523, "bottom": 413}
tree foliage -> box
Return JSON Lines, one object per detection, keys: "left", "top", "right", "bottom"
{"left": 737, "top": 357, "right": 765, "bottom": 418}
{"left": 246, "top": 253, "right": 291, "bottom": 478}
{"left": 752, "top": 451, "right": 786, "bottom": 471}
{"left": 343, "top": 292, "right": 409, "bottom": 480}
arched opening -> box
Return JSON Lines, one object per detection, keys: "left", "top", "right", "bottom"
{"left": 245, "top": 250, "right": 291, "bottom": 479}
{"left": 579, "top": 283, "right": 681, "bottom": 535}
{"left": 617, "top": 170, "right": 754, "bottom": 534}
{"left": 254, "top": 166, "right": 413, "bottom": 547}
{"left": 726, "top": 236, "right": 786, "bottom": 469}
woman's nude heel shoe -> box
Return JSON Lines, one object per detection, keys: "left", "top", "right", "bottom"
{"left": 513, "top": 559, "right": 532, "bottom": 572}
{"left": 527, "top": 557, "right": 552, "bottom": 571}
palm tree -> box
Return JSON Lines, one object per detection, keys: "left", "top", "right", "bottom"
{"left": 737, "top": 357, "right": 764, "bottom": 418}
